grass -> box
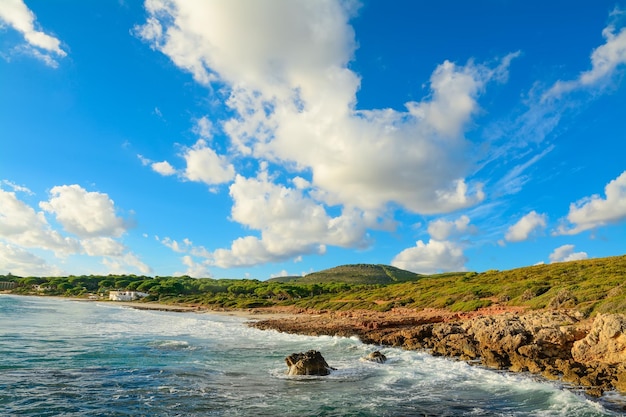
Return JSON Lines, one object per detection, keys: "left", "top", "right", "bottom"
{"left": 6, "top": 255, "right": 626, "bottom": 316}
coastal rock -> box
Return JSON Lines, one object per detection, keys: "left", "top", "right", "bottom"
{"left": 251, "top": 308, "right": 626, "bottom": 394}
{"left": 285, "top": 350, "right": 334, "bottom": 376}
{"left": 572, "top": 313, "right": 626, "bottom": 365}
{"left": 363, "top": 350, "right": 387, "bottom": 363}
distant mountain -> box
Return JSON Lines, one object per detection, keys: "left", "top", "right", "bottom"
{"left": 267, "top": 264, "right": 423, "bottom": 285}
{"left": 266, "top": 275, "right": 302, "bottom": 283}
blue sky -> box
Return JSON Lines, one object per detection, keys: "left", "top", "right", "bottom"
{"left": 1, "top": 0, "right": 625, "bottom": 279}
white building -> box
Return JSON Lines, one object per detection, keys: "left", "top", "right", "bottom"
{"left": 109, "top": 290, "right": 149, "bottom": 301}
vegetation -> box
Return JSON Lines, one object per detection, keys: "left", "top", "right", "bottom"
{"left": 288, "top": 264, "right": 423, "bottom": 285}
{"left": 2, "top": 255, "right": 626, "bottom": 316}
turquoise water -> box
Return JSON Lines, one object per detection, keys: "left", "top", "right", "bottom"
{"left": 1, "top": 295, "right": 624, "bottom": 416}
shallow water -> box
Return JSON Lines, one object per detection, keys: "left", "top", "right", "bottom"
{"left": 1, "top": 294, "right": 624, "bottom": 416}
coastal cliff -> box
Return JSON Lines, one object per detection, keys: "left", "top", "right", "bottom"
{"left": 250, "top": 307, "right": 626, "bottom": 396}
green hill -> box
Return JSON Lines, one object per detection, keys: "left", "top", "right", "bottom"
{"left": 266, "top": 275, "right": 302, "bottom": 283}
{"left": 310, "top": 255, "right": 626, "bottom": 315}
{"left": 279, "top": 264, "right": 423, "bottom": 285}
{"left": 6, "top": 254, "right": 626, "bottom": 316}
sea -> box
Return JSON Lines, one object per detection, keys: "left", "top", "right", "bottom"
{"left": 2, "top": 294, "right": 625, "bottom": 417}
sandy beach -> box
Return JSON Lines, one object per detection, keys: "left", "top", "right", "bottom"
{"left": 88, "top": 298, "right": 302, "bottom": 320}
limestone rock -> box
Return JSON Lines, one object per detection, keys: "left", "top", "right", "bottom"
{"left": 363, "top": 350, "right": 387, "bottom": 363}
{"left": 572, "top": 313, "right": 626, "bottom": 365}
{"left": 285, "top": 350, "right": 334, "bottom": 376}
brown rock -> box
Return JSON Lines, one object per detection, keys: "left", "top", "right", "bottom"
{"left": 364, "top": 350, "right": 387, "bottom": 363}
{"left": 285, "top": 350, "right": 334, "bottom": 376}
{"left": 572, "top": 314, "right": 626, "bottom": 365}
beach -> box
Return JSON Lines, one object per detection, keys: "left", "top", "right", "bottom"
{"left": 7, "top": 293, "right": 619, "bottom": 416}
{"left": 15, "top": 294, "right": 626, "bottom": 397}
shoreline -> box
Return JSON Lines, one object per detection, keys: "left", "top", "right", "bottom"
{"left": 7, "top": 293, "right": 626, "bottom": 398}
{"left": 3, "top": 293, "right": 301, "bottom": 320}
{"left": 250, "top": 307, "right": 626, "bottom": 398}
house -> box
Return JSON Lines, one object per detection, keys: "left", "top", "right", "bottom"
{"left": 0, "top": 281, "right": 16, "bottom": 290}
{"left": 109, "top": 290, "right": 149, "bottom": 301}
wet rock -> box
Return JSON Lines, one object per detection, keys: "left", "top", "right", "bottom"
{"left": 253, "top": 309, "right": 626, "bottom": 393}
{"left": 363, "top": 350, "right": 387, "bottom": 363}
{"left": 285, "top": 350, "right": 334, "bottom": 376}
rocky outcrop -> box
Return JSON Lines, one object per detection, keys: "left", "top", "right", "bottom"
{"left": 572, "top": 314, "right": 626, "bottom": 393}
{"left": 572, "top": 314, "right": 626, "bottom": 364}
{"left": 363, "top": 350, "right": 387, "bottom": 363}
{"left": 285, "top": 350, "right": 334, "bottom": 376}
{"left": 252, "top": 309, "right": 626, "bottom": 396}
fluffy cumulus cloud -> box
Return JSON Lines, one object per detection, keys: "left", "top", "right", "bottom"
{"left": 0, "top": 242, "right": 63, "bottom": 276}
{"left": 181, "top": 139, "right": 235, "bottom": 185}
{"left": 505, "top": 210, "right": 547, "bottom": 242}
{"left": 39, "top": 185, "right": 129, "bottom": 238}
{"left": 138, "top": 155, "right": 177, "bottom": 177}
{"left": 0, "top": 183, "right": 150, "bottom": 276}
{"left": 208, "top": 170, "right": 373, "bottom": 267}
{"left": 391, "top": 239, "right": 467, "bottom": 275}
{"left": 151, "top": 160, "right": 176, "bottom": 176}
{"left": 0, "top": 187, "right": 80, "bottom": 256}
{"left": 556, "top": 171, "right": 626, "bottom": 235}
{"left": 102, "top": 252, "right": 152, "bottom": 275}
{"left": 427, "top": 215, "right": 476, "bottom": 240}
{"left": 549, "top": 244, "right": 588, "bottom": 263}
{"left": 134, "top": 1, "right": 516, "bottom": 212}
{"left": 179, "top": 255, "right": 212, "bottom": 278}
{"left": 0, "top": 0, "right": 66, "bottom": 67}
{"left": 134, "top": 0, "right": 521, "bottom": 267}
{"left": 81, "top": 237, "right": 125, "bottom": 257}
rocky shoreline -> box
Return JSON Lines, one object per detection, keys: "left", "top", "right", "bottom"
{"left": 250, "top": 307, "right": 626, "bottom": 397}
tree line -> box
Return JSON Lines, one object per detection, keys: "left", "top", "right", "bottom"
{"left": 0, "top": 274, "right": 364, "bottom": 309}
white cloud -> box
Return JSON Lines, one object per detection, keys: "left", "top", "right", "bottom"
{"left": 544, "top": 16, "right": 626, "bottom": 99}
{"left": 482, "top": 16, "right": 626, "bottom": 196}
{"left": 102, "top": 252, "right": 152, "bottom": 275}
{"left": 505, "top": 210, "right": 547, "bottom": 242}
{"left": 0, "top": 0, "right": 66, "bottom": 66}
{"left": 151, "top": 160, "right": 176, "bottom": 176}
{"left": 427, "top": 215, "right": 476, "bottom": 240}
{"left": 1, "top": 179, "right": 32, "bottom": 194}
{"left": 549, "top": 244, "right": 588, "bottom": 263}
{"left": 556, "top": 171, "right": 626, "bottom": 235}
{"left": 0, "top": 242, "right": 64, "bottom": 276}
{"left": 0, "top": 183, "right": 152, "bottom": 276}
{"left": 136, "top": 0, "right": 517, "bottom": 217}
{"left": 39, "top": 185, "right": 129, "bottom": 238}
{"left": 193, "top": 116, "right": 213, "bottom": 139}
{"left": 81, "top": 237, "right": 125, "bottom": 257}
{"left": 270, "top": 269, "right": 290, "bottom": 278}
{"left": 179, "top": 255, "right": 212, "bottom": 278}
{"left": 205, "top": 170, "right": 373, "bottom": 268}
{"left": 0, "top": 187, "right": 80, "bottom": 256}
{"left": 182, "top": 139, "right": 235, "bottom": 185}
{"left": 138, "top": 154, "right": 178, "bottom": 176}
{"left": 136, "top": 1, "right": 626, "bottom": 271}
{"left": 158, "top": 236, "right": 191, "bottom": 253}
{"left": 492, "top": 145, "right": 554, "bottom": 196}
{"left": 391, "top": 239, "right": 467, "bottom": 274}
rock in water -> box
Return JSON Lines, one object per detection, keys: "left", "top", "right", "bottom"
{"left": 364, "top": 350, "right": 387, "bottom": 363}
{"left": 285, "top": 350, "right": 334, "bottom": 376}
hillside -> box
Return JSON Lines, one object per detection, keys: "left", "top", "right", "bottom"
{"left": 5, "top": 254, "right": 626, "bottom": 315}
{"left": 290, "top": 255, "right": 626, "bottom": 315}
{"left": 277, "top": 264, "right": 423, "bottom": 285}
